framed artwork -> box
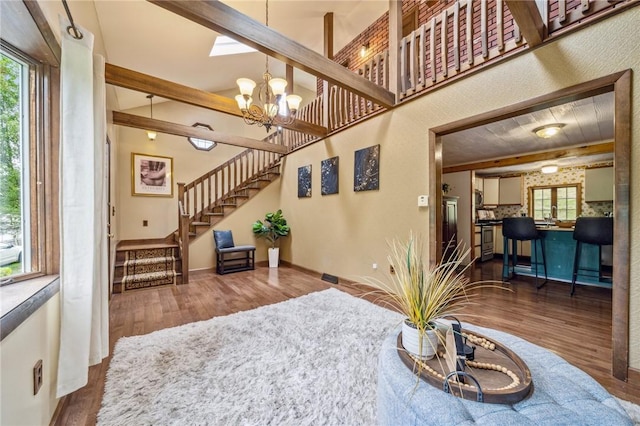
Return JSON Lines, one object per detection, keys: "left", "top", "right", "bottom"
{"left": 298, "top": 165, "right": 312, "bottom": 198}
{"left": 321, "top": 156, "right": 339, "bottom": 195}
{"left": 131, "top": 153, "right": 174, "bottom": 197}
{"left": 354, "top": 144, "right": 380, "bottom": 192}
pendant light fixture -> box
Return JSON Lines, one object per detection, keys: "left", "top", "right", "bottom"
{"left": 146, "top": 94, "right": 157, "bottom": 141}
{"left": 235, "top": 0, "right": 302, "bottom": 132}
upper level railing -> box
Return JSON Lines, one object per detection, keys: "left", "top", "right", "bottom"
{"left": 264, "top": 1, "right": 635, "bottom": 153}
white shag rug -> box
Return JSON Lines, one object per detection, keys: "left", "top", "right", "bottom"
{"left": 98, "top": 288, "right": 640, "bottom": 426}
{"left": 98, "top": 288, "right": 402, "bottom": 425}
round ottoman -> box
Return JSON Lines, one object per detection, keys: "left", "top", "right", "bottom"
{"left": 377, "top": 323, "right": 632, "bottom": 425}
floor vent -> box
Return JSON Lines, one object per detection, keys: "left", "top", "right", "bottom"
{"left": 321, "top": 273, "right": 339, "bottom": 284}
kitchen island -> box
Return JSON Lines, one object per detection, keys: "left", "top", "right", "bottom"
{"left": 504, "top": 226, "right": 612, "bottom": 289}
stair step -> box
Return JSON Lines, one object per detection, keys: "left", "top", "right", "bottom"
{"left": 203, "top": 212, "right": 224, "bottom": 217}
{"left": 192, "top": 221, "right": 210, "bottom": 226}
{"left": 220, "top": 203, "right": 237, "bottom": 207}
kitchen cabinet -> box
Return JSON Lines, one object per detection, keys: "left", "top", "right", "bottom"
{"left": 494, "top": 225, "right": 530, "bottom": 256}
{"left": 443, "top": 196, "right": 458, "bottom": 260}
{"left": 499, "top": 176, "right": 523, "bottom": 205}
{"left": 475, "top": 176, "right": 484, "bottom": 192}
{"left": 483, "top": 178, "right": 499, "bottom": 206}
{"left": 585, "top": 166, "right": 614, "bottom": 201}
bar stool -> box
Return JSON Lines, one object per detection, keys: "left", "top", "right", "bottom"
{"left": 571, "top": 217, "right": 613, "bottom": 296}
{"left": 502, "top": 217, "right": 548, "bottom": 289}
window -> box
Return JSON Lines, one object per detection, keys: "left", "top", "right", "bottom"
{"left": 0, "top": 42, "right": 50, "bottom": 283}
{"left": 0, "top": 51, "right": 31, "bottom": 280}
{"left": 530, "top": 184, "right": 581, "bottom": 221}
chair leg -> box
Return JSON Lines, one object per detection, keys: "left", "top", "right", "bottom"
{"left": 502, "top": 237, "right": 510, "bottom": 281}
{"left": 571, "top": 241, "right": 582, "bottom": 296}
{"left": 536, "top": 238, "right": 548, "bottom": 289}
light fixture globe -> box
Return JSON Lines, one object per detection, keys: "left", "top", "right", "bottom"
{"left": 268, "top": 77, "right": 287, "bottom": 96}
{"left": 541, "top": 165, "right": 559, "bottom": 174}
{"left": 533, "top": 123, "right": 565, "bottom": 138}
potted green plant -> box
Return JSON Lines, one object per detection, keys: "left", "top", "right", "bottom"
{"left": 367, "top": 232, "right": 481, "bottom": 360}
{"left": 252, "top": 209, "right": 290, "bottom": 268}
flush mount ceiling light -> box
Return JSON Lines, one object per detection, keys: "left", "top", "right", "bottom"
{"left": 533, "top": 123, "right": 565, "bottom": 139}
{"left": 188, "top": 123, "right": 217, "bottom": 151}
{"left": 541, "top": 165, "right": 559, "bottom": 174}
{"left": 146, "top": 94, "right": 156, "bottom": 141}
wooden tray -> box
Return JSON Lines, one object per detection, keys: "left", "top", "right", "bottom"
{"left": 396, "top": 329, "right": 533, "bottom": 404}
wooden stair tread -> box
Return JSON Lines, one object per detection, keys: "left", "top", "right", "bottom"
{"left": 192, "top": 221, "right": 210, "bottom": 226}
{"left": 203, "top": 212, "right": 224, "bottom": 216}
{"left": 117, "top": 242, "right": 179, "bottom": 252}
{"left": 114, "top": 271, "right": 182, "bottom": 285}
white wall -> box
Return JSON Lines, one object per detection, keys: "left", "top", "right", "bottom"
{"left": 0, "top": 295, "right": 61, "bottom": 425}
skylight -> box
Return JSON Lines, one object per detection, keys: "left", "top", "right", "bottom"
{"left": 209, "top": 36, "right": 256, "bottom": 57}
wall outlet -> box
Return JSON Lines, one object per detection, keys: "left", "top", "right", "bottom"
{"left": 390, "top": 265, "right": 395, "bottom": 274}
{"left": 418, "top": 195, "right": 429, "bottom": 207}
{"left": 33, "top": 360, "right": 43, "bottom": 395}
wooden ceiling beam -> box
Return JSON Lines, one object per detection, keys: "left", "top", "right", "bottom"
{"left": 505, "top": 0, "right": 545, "bottom": 47}
{"left": 146, "top": 0, "right": 396, "bottom": 109}
{"left": 112, "top": 111, "right": 288, "bottom": 154}
{"left": 443, "top": 142, "right": 614, "bottom": 173}
{"left": 105, "top": 63, "right": 327, "bottom": 137}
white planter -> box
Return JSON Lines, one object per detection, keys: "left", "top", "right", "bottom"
{"left": 268, "top": 247, "right": 280, "bottom": 268}
{"left": 401, "top": 320, "right": 439, "bottom": 360}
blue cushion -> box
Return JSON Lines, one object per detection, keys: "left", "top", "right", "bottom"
{"left": 213, "top": 230, "right": 235, "bottom": 249}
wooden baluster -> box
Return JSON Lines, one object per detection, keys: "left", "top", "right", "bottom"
{"left": 410, "top": 30, "right": 417, "bottom": 93}
{"left": 441, "top": 10, "right": 448, "bottom": 77}
{"left": 481, "top": 0, "right": 488, "bottom": 58}
{"left": 193, "top": 180, "right": 198, "bottom": 219}
{"left": 418, "top": 27, "right": 426, "bottom": 89}
{"left": 497, "top": 0, "right": 504, "bottom": 51}
{"left": 384, "top": 50, "right": 389, "bottom": 90}
{"left": 430, "top": 18, "right": 437, "bottom": 82}
{"left": 466, "top": 0, "right": 474, "bottom": 66}
{"left": 453, "top": 1, "right": 461, "bottom": 71}
{"left": 559, "top": 0, "right": 567, "bottom": 22}
{"left": 400, "top": 36, "right": 407, "bottom": 93}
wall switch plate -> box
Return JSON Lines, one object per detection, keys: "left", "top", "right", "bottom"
{"left": 418, "top": 195, "right": 429, "bottom": 207}
{"left": 372, "top": 263, "right": 378, "bottom": 270}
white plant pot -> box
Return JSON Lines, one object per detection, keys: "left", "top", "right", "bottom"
{"left": 401, "top": 320, "right": 438, "bottom": 360}
{"left": 268, "top": 247, "right": 280, "bottom": 268}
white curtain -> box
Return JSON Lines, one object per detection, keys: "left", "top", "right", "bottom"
{"left": 57, "top": 17, "right": 109, "bottom": 398}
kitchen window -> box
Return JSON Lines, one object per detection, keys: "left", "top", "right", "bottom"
{"left": 530, "top": 184, "right": 582, "bottom": 221}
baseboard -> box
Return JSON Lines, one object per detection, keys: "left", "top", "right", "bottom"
{"left": 628, "top": 367, "right": 640, "bottom": 384}
{"left": 189, "top": 266, "right": 216, "bottom": 275}
{"left": 280, "top": 261, "right": 358, "bottom": 285}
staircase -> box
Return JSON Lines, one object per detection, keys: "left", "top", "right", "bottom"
{"left": 113, "top": 133, "right": 284, "bottom": 293}
{"left": 113, "top": 242, "right": 181, "bottom": 293}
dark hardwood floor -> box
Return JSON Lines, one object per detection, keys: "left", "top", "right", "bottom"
{"left": 54, "top": 261, "right": 639, "bottom": 425}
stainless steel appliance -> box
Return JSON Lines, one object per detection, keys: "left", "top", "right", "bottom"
{"left": 481, "top": 226, "right": 494, "bottom": 261}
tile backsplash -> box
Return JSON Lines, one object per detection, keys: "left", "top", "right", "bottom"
{"left": 491, "top": 163, "right": 613, "bottom": 219}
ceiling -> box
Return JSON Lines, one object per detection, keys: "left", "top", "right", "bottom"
{"left": 40, "top": 0, "right": 389, "bottom": 111}
{"left": 442, "top": 92, "right": 615, "bottom": 175}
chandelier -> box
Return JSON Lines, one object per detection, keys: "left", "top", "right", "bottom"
{"left": 235, "top": 0, "right": 302, "bottom": 132}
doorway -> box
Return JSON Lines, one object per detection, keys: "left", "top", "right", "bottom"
{"left": 430, "top": 70, "right": 631, "bottom": 380}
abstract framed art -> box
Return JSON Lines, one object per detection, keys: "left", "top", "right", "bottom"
{"left": 298, "top": 164, "right": 312, "bottom": 198}
{"left": 321, "top": 156, "right": 339, "bottom": 195}
{"left": 354, "top": 144, "right": 380, "bottom": 192}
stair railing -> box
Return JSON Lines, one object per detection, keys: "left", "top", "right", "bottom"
{"left": 176, "top": 130, "right": 284, "bottom": 230}
{"left": 178, "top": 200, "right": 190, "bottom": 283}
